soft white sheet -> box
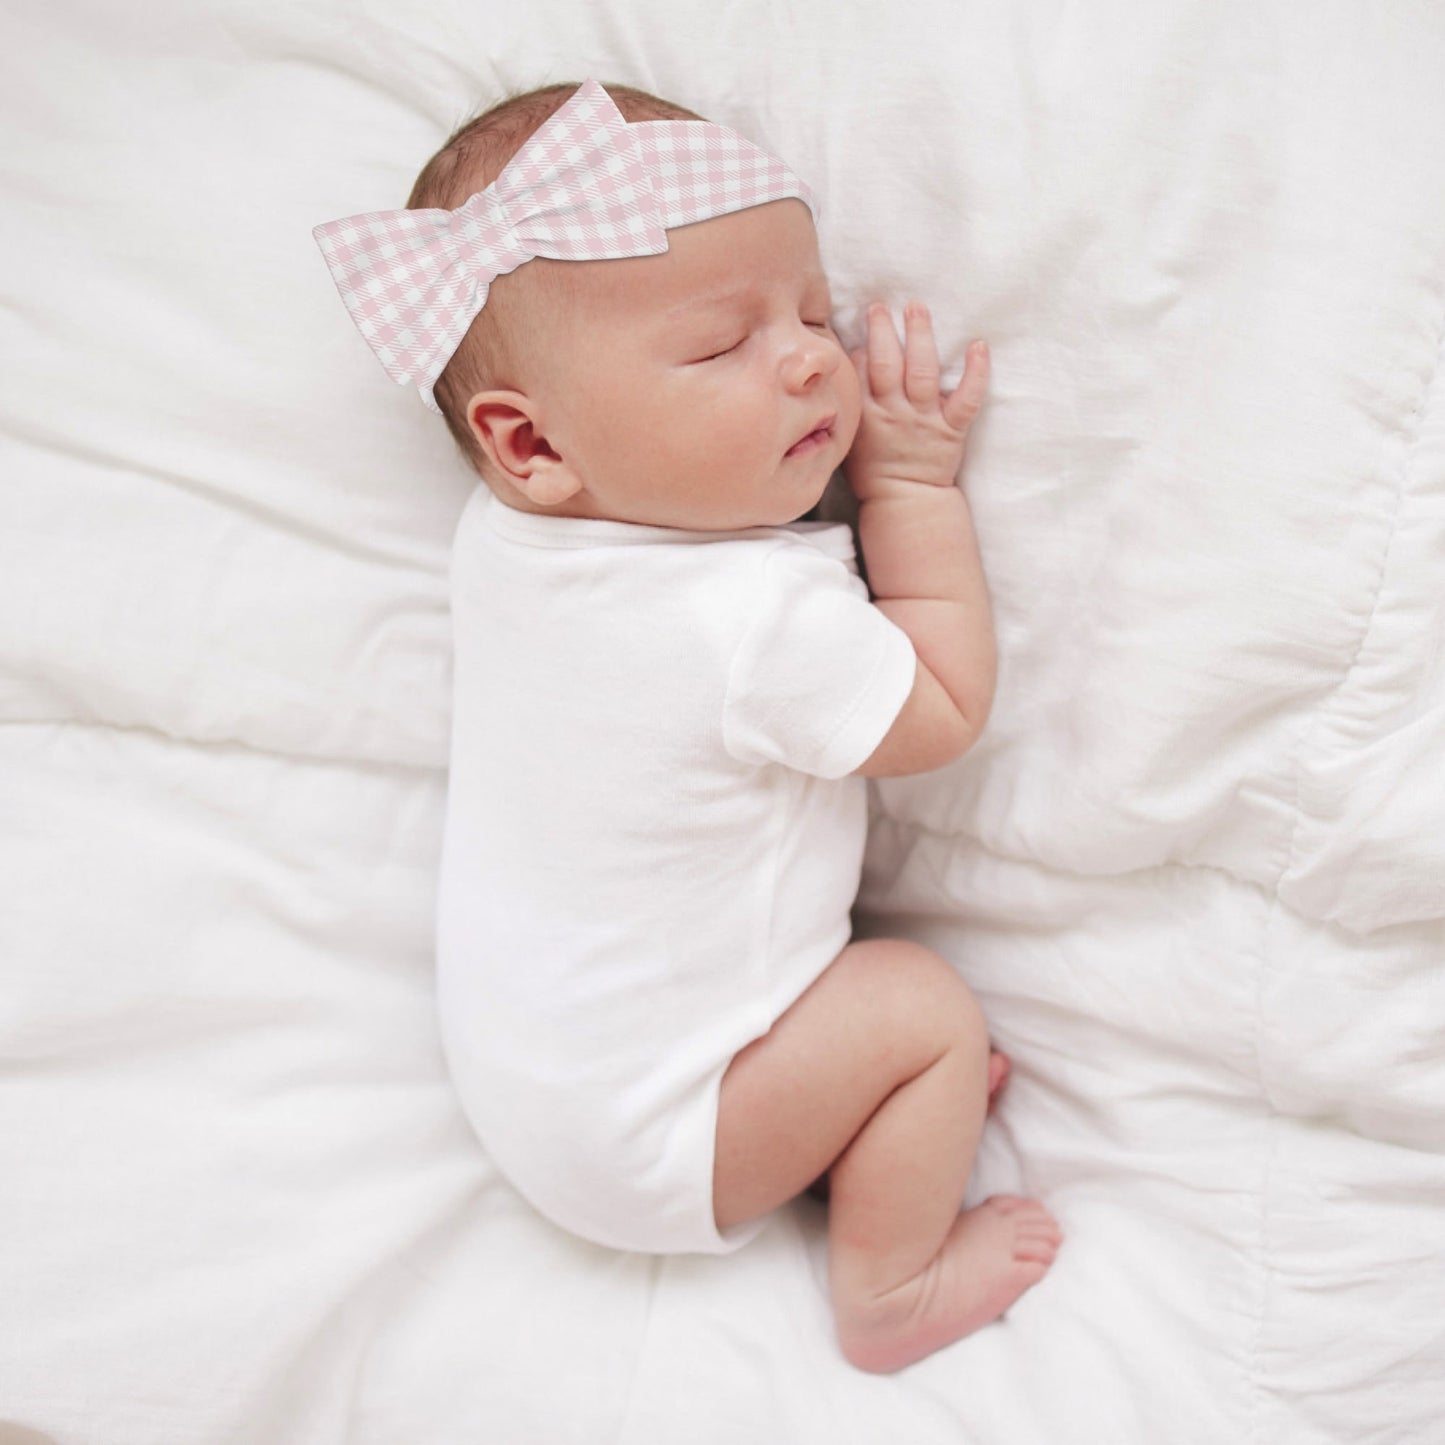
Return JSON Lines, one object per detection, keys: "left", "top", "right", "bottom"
{"left": 2, "top": 2, "right": 1442, "bottom": 1441}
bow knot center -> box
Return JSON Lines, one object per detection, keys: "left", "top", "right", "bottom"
{"left": 448, "top": 188, "right": 531, "bottom": 282}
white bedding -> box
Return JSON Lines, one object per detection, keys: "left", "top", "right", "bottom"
{"left": 3, "top": 2, "right": 1442, "bottom": 1441}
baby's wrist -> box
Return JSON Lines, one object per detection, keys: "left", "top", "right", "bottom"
{"left": 849, "top": 469, "right": 961, "bottom": 505}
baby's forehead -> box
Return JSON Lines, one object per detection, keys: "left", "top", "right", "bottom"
{"left": 656, "top": 267, "right": 834, "bottom": 322}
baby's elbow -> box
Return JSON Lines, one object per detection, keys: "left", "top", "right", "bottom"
{"left": 956, "top": 687, "right": 993, "bottom": 757}
{"left": 933, "top": 702, "right": 987, "bottom": 771}
{"left": 921, "top": 684, "right": 995, "bottom": 772}
{"left": 856, "top": 702, "right": 983, "bottom": 778}
{"left": 855, "top": 664, "right": 995, "bottom": 778}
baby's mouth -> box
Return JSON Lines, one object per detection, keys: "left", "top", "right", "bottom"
{"left": 785, "top": 415, "right": 836, "bottom": 458}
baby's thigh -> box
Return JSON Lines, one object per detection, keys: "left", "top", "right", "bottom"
{"left": 713, "top": 938, "right": 989, "bottom": 1229}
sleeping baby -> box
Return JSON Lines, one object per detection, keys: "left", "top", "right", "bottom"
{"left": 315, "top": 77, "right": 1060, "bottom": 1374}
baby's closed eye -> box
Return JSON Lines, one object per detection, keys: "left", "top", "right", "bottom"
{"left": 690, "top": 336, "right": 747, "bottom": 364}
{"left": 687, "top": 313, "right": 833, "bottom": 365}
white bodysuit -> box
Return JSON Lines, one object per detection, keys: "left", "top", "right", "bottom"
{"left": 436, "top": 489, "right": 916, "bottom": 1254}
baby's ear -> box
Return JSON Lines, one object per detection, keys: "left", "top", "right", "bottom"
{"left": 519, "top": 467, "right": 583, "bottom": 507}
{"left": 465, "top": 390, "right": 583, "bottom": 507}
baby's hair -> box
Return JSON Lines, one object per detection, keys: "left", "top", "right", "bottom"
{"left": 408, "top": 81, "right": 705, "bottom": 477}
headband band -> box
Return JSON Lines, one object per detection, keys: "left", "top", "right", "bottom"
{"left": 313, "top": 79, "right": 818, "bottom": 410}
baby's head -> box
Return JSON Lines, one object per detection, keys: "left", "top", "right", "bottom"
{"left": 320, "top": 80, "right": 860, "bottom": 530}
{"left": 406, "top": 83, "right": 702, "bottom": 480}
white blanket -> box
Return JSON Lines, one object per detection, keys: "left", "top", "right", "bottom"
{"left": 3, "top": 2, "right": 1442, "bottom": 1441}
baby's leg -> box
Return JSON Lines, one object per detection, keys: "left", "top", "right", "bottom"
{"left": 713, "top": 939, "right": 1060, "bottom": 1374}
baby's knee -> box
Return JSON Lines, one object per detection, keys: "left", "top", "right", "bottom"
{"left": 848, "top": 937, "right": 988, "bottom": 1057}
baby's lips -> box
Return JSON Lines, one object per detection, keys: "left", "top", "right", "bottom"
{"left": 786, "top": 413, "right": 837, "bottom": 455}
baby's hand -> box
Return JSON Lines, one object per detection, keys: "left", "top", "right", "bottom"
{"left": 843, "top": 302, "right": 989, "bottom": 504}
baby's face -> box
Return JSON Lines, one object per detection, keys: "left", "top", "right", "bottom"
{"left": 521, "top": 199, "right": 860, "bottom": 530}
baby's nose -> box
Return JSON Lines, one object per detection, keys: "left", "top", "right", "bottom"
{"left": 781, "top": 327, "right": 840, "bottom": 389}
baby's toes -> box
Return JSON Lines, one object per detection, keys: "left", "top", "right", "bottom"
{"left": 988, "top": 1194, "right": 1033, "bottom": 1215}
{"left": 985, "top": 1050, "right": 1011, "bottom": 1111}
{"left": 1014, "top": 1228, "right": 1060, "bottom": 1265}
{"left": 1005, "top": 1203, "right": 1062, "bottom": 1264}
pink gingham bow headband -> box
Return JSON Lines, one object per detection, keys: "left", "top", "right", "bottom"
{"left": 313, "top": 79, "right": 817, "bottom": 410}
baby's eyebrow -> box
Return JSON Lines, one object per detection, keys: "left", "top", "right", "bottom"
{"left": 664, "top": 273, "right": 832, "bottom": 319}
{"left": 664, "top": 287, "right": 756, "bottom": 318}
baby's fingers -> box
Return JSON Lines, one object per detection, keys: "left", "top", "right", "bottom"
{"left": 863, "top": 303, "right": 905, "bottom": 399}
{"left": 942, "top": 339, "right": 990, "bottom": 435}
{"left": 902, "top": 302, "right": 942, "bottom": 407}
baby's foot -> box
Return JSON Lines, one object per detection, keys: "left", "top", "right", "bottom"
{"left": 986, "top": 1049, "right": 1011, "bottom": 1113}
{"left": 836, "top": 1196, "right": 1061, "bottom": 1374}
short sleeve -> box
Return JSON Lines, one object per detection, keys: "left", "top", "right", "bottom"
{"left": 722, "top": 538, "right": 917, "bottom": 779}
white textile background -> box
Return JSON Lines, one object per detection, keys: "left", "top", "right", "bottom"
{"left": 2, "top": 2, "right": 1442, "bottom": 1442}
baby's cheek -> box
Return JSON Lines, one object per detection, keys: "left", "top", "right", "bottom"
{"left": 836, "top": 382, "right": 864, "bottom": 454}
{"left": 835, "top": 352, "right": 863, "bottom": 425}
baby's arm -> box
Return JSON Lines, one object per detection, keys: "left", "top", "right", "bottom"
{"left": 844, "top": 304, "right": 995, "bottom": 777}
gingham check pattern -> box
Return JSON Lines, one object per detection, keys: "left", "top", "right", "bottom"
{"left": 631, "top": 121, "right": 815, "bottom": 230}
{"left": 313, "top": 79, "right": 818, "bottom": 408}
